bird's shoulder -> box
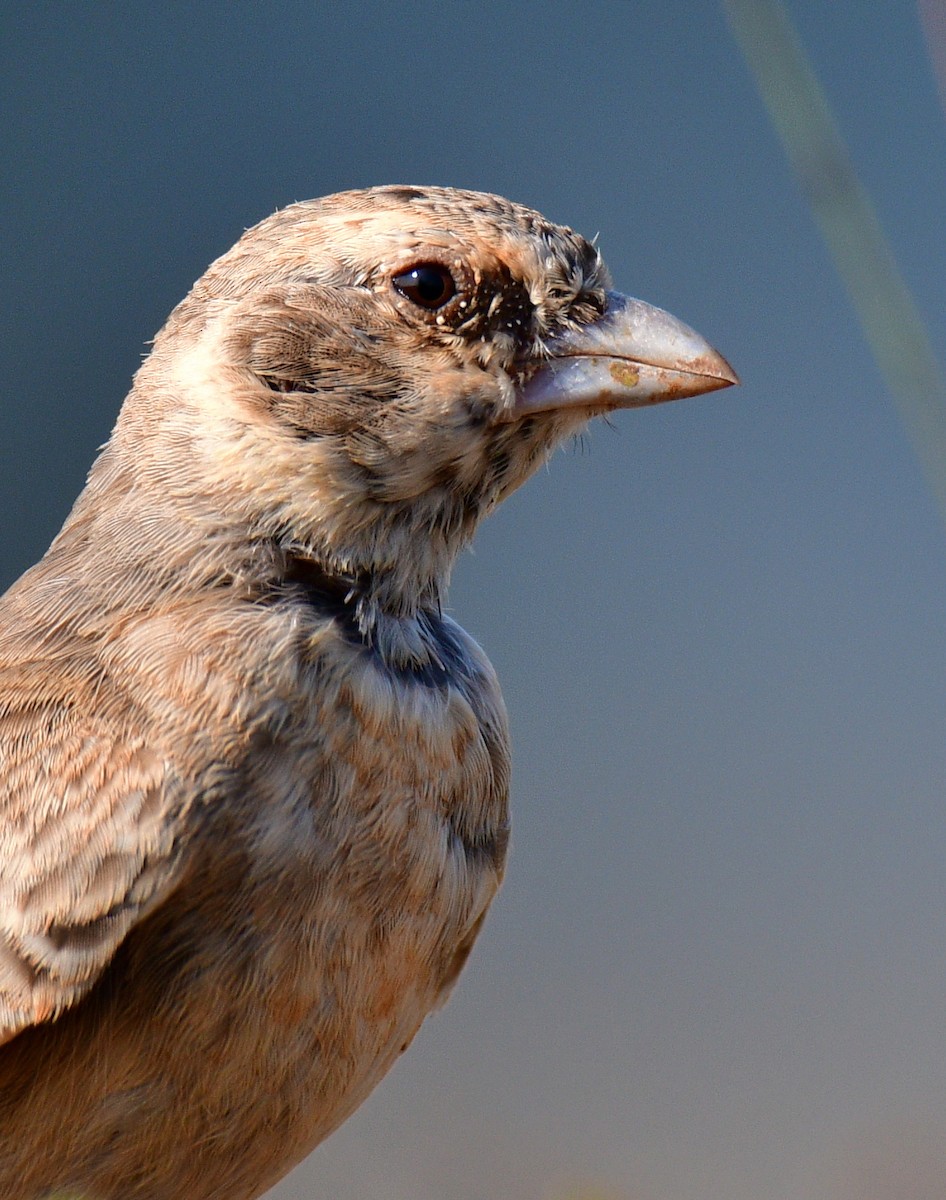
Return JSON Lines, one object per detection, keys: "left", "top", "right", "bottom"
{"left": 0, "top": 559, "right": 509, "bottom": 1044}
{"left": 0, "top": 559, "right": 278, "bottom": 1043}
{"left": 0, "top": 629, "right": 191, "bottom": 1043}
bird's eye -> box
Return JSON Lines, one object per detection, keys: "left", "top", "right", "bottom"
{"left": 392, "top": 263, "right": 456, "bottom": 310}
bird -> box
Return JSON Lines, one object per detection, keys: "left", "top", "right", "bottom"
{"left": 0, "top": 185, "right": 736, "bottom": 1199}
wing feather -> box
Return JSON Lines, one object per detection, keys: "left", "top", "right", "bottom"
{"left": 0, "top": 679, "right": 185, "bottom": 1043}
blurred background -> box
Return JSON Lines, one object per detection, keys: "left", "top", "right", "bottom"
{"left": 4, "top": 3, "right": 946, "bottom": 1198}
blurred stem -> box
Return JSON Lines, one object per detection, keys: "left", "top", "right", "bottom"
{"left": 726, "top": 0, "right": 946, "bottom": 520}
{"left": 919, "top": 0, "right": 946, "bottom": 122}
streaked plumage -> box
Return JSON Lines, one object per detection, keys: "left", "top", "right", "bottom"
{"left": 0, "top": 186, "right": 735, "bottom": 1199}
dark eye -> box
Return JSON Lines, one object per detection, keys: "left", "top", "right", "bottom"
{"left": 392, "top": 263, "right": 456, "bottom": 310}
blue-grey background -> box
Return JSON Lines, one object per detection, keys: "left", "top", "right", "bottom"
{"left": 4, "top": 4, "right": 946, "bottom": 1198}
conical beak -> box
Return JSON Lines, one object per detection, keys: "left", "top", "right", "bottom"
{"left": 511, "top": 290, "right": 739, "bottom": 417}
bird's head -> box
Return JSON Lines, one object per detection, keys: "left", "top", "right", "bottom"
{"left": 110, "top": 186, "right": 735, "bottom": 647}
